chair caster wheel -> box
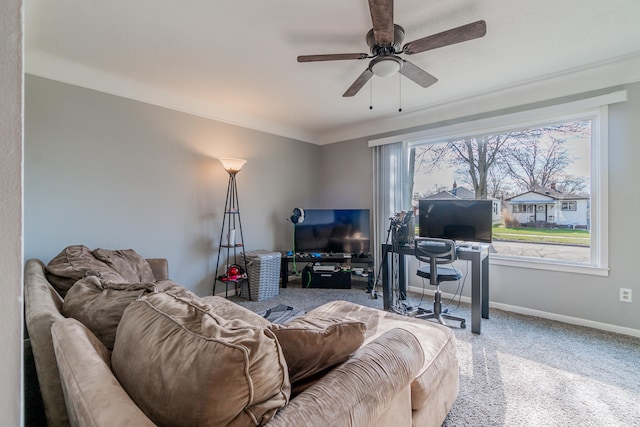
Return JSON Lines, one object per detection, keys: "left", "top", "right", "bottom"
{"left": 460, "top": 322, "right": 466, "bottom": 329}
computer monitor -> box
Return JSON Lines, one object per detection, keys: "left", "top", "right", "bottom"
{"left": 418, "top": 199, "right": 493, "bottom": 243}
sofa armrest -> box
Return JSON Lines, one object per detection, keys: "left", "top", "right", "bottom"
{"left": 266, "top": 328, "right": 424, "bottom": 427}
{"left": 52, "top": 318, "right": 156, "bottom": 427}
{"left": 24, "top": 259, "right": 70, "bottom": 427}
{"left": 147, "top": 258, "right": 168, "bottom": 281}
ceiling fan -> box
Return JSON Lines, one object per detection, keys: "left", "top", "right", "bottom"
{"left": 297, "top": 0, "right": 487, "bottom": 97}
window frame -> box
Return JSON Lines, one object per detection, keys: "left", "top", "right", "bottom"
{"left": 369, "top": 91, "right": 627, "bottom": 277}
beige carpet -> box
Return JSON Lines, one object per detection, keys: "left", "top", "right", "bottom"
{"left": 232, "top": 278, "right": 640, "bottom": 426}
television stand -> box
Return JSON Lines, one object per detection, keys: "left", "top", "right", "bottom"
{"left": 302, "top": 268, "right": 352, "bottom": 289}
{"left": 280, "top": 253, "right": 374, "bottom": 290}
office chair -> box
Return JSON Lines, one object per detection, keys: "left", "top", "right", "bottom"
{"left": 414, "top": 237, "right": 466, "bottom": 328}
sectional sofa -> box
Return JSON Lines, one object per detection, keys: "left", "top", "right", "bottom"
{"left": 24, "top": 245, "right": 459, "bottom": 426}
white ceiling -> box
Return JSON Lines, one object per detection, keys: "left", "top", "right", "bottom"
{"left": 26, "top": 1, "right": 640, "bottom": 145}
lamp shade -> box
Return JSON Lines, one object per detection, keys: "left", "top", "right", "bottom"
{"left": 219, "top": 158, "right": 247, "bottom": 174}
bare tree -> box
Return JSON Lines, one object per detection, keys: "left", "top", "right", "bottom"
{"left": 554, "top": 174, "right": 589, "bottom": 194}
{"left": 412, "top": 120, "right": 590, "bottom": 200}
{"left": 414, "top": 135, "right": 514, "bottom": 199}
{"left": 499, "top": 135, "right": 570, "bottom": 191}
{"left": 414, "top": 144, "right": 449, "bottom": 175}
{"left": 498, "top": 121, "right": 590, "bottom": 193}
{"left": 486, "top": 167, "right": 513, "bottom": 199}
{"left": 447, "top": 134, "right": 515, "bottom": 199}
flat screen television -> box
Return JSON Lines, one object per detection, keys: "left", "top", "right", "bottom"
{"left": 418, "top": 199, "right": 493, "bottom": 243}
{"left": 294, "top": 209, "right": 370, "bottom": 254}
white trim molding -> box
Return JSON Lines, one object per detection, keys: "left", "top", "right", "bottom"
{"left": 369, "top": 90, "right": 627, "bottom": 147}
{"left": 407, "top": 286, "right": 640, "bottom": 338}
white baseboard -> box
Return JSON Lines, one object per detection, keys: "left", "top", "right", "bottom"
{"left": 406, "top": 285, "right": 640, "bottom": 338}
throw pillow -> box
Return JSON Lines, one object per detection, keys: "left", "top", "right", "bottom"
{"left": 92, "top": 248, "right": 156, "bottom": 283}
{"left": 45, "top": 245, "right": 125, "bottom": 297}
{"left": 62, "top": 276, "right": 166, "bottom": 350}
{"left": 269, "top": 316, "right": 366, "bottom": 383}
{"left": 111, "top": 291, "right": 290, "bottom": 427}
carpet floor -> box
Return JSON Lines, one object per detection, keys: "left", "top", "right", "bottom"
{"left": 231, "top": 277, "right": 640, "bottom": 426}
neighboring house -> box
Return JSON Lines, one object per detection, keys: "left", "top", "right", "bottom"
{"left": 421, "top": 183, "right": 502, "bottom": 225}
{"left": 506, "top": 185, "right": 590, "bottom": 229}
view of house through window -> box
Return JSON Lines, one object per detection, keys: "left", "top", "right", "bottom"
{"left": 410, "top": 119, "right": 592, "bottom": 264}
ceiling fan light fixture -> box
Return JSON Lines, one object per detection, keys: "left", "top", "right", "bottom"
{"left": 298, "top": 1, "right": 487, "bottom": 98}
{"left": 370, "top": 56, "right": 402, "bottom": 77}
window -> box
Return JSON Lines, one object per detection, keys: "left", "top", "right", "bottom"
{"left": 410, "top": 117, "right": 594, "bottom": 268}
{"left": 370, "top": 91, "right": 625, "bottom": 276}
{"left": 512, "top": 205, "right": 534, "bottom": 213}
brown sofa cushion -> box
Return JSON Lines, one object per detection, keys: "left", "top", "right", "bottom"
{"left": 302, "top": 300, "right": 459, "bottom": 414}
{"left": 269, "top": 316, "right": 366, "bottom": 383}
{"left": 92, "top": 248, "right": 156, "bottom": 283}
{"left": 62, "top": 276, "right": 164, "bottom": 350}
{"left": 51, "top": 318, "right": 157, "bottom": 427}
{"left": 45, "top": 245, "right": 125, "bottom": 297}
{"left": 111, "top": 291, "right": 290, "bottom": 426}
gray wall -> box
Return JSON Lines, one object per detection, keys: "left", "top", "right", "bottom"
{"left": 1, "top": 0, "right": 23, "bottom": 424}
{"left": 316, "top": 138, "right": 373, "bottom": 209}
{"left": 323, "top": 82, "right": 640, "bottom": 333}
{"left": 25, "top": 75, "right": 319, "bottom": 296}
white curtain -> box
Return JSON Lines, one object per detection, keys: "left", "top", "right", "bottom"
{"left": 372, "top": 141, "right": 412, "bottom": 271}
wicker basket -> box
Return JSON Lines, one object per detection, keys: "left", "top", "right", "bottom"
{"left": 240, "top": 250, "right": 281, "bottom": 301}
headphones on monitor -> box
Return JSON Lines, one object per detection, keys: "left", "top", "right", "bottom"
{"left": 290, "top": 207, "right": 305, "bottom": 224}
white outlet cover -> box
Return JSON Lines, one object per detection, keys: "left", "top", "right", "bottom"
{"left": 620, "top": 288, "right": 632, "bottom": 303}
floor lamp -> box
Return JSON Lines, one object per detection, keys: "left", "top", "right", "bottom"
{"left": 214, "top": 158, "right": 250, "bottom": 298}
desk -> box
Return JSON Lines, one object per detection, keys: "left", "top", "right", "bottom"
{"left": 280, "top": 254, "right": 374, "bottom": 289}
{"left": 381, "top": 243, "right": 489, "bottom": 334}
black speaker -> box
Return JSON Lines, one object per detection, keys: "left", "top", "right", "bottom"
{"left": 290, "top": 207, "right": 305, "bottom": 224}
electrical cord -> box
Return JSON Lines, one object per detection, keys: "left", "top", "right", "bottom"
{"left": 305, "top": 268, "right": 312, "bottom": 288}
{"left": 290, "top": 226, "right": 301, "bottom": 276}
{"left": 413, "top": 266, "right": 429, "bottom": 312}
{"left": 300, "top": 262, "right": 314, "bottom": 288}
{"left": 443, "top": 260, "right": 469, "bottom": 311}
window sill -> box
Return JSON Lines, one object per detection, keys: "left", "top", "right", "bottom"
{"left": 490, "top": 255, "right": 609, "bottom": 277}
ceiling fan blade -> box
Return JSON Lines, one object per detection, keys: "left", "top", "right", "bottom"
{"left": 399, "top": 60, "right": 438, "bottom": 88}
{"left": 368, "top": 0, "right": 394, "bottom": 46}
{"left": 403, "top": 20, "right": 487, "bottom": 55}
{"left": 343, "top": 68, "right": 374, "bottom": 97}
{"left": 297, "top": 53, "right": 369, "bottom": 62}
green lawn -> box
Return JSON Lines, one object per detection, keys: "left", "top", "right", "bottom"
{"left": 493, "top": 226, "right": 590, "bottom": 246}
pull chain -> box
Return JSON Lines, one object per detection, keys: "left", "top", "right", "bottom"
{"left": 366, "top": 76, "right": 403, "bottom": 112}
{"left": 398, "top": 73, "right": 403, "bottom": 112}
